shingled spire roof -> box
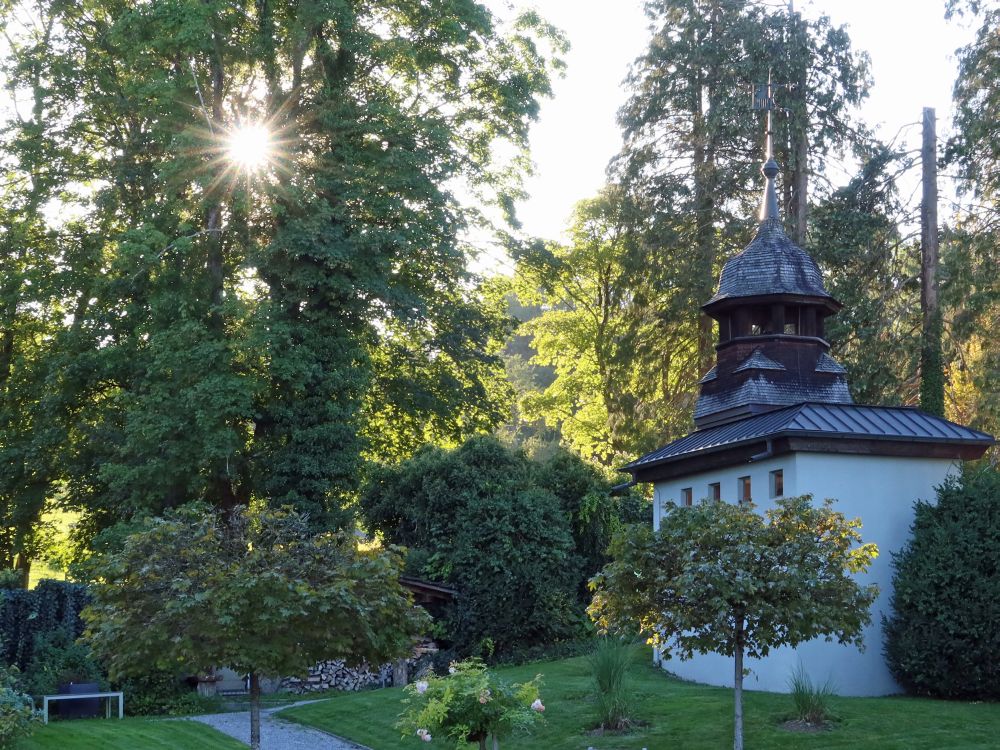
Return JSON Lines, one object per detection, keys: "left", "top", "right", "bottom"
{"left": 705, "top": 154, "right": 832, "bottom": 309}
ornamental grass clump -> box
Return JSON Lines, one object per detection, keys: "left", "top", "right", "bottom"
{"left": 588, "top": 636, "right": 634, "bottom": 731}
{"left": 398, "top": 658, "right": 544, "bottom": 749}
{"left": 787, "top": 664, "right": 836, "bottom": 725}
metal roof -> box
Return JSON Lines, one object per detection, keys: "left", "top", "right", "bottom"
{"left": 706, "top": 219, "right": 832, "bottom": 305}
{"left": 624, "top": 402, "right": 995, "bottom": 472}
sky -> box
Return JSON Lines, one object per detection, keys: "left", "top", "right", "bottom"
{"left": 511, "top": 0, "right": 979, "bottom": 247}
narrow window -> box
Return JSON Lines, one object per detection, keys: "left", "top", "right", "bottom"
{"left": 770, "top": 469, "right": 784, "bottom": 498}
{"left": 680, "top": 487, "right": 693, "bottom": 507}
{"left": 750, "top": 323, "right": 762, "bottom": 336}
{"left": 738, "top": 476, "right": 752, "bottom": 504}
{"left": 708, "top": 482, "right": 721, "bottom": 501}
{"left": 784, "top": 322, "right": 798, "bottom": 335}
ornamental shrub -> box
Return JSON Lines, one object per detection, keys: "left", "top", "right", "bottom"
{"left": 0, "top": 666, "right": 41, "bottom": 746}
{"left": 360, "top": 436, "right": 643, "bottom": 656}
{"left": 397, "top": 658, "right": 543, "bottom": 748}
{"left": 883, "top": 467, "right": 1000, "bottom": 698}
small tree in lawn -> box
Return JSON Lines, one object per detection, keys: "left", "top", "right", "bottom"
{"left": 588, "top": 495, "right": 878, "bottom": 750}
{"left": 83, "top": 504, "right": 428, "bottom": 750}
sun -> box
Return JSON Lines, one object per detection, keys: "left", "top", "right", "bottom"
{"left": 226, "top": 123, "right": 271, "bottom": 172}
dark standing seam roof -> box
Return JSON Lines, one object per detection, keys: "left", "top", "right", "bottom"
{"left": 622, "top": 402, "right": 995, "bottom": 471}
{"left": 706, "top": 219, "right": 832, "bottom": 305}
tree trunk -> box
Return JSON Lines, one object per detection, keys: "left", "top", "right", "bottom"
{"left": 492, "top": 735, "right": 500, "bottom": 750}
{"left": 733, "top": 623, "right": 744, "bottom": 750}
{"left": 920, "top": 106, "right": 944, "bottom": 416}
{"left": 13, "top": 553, "right": 30, "bottom": 589}
{"left": 249, "top": 672, "right": 261, "bottom": 750}
{"left": 478, "top": 738, "right": 487, "bottom": 750}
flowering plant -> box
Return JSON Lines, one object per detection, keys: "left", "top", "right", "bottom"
{"left": 398, "top": 658, "right": 544, "bottom": 748}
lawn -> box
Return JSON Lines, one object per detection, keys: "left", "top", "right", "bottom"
{"left": 15, "top": 717, "right": 246, "bottom": 750}
{"left": 281, "top": 648, "right": 1000, "bottom": 749}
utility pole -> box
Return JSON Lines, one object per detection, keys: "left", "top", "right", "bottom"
{"left": 920, "top": 107, "right": 945, "bottom": 416}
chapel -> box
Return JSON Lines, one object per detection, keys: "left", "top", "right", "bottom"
{"left": 620, "top": 140, "right": 995, "bottom": 696}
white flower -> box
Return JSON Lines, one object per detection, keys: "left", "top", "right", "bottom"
{"left": 416, "top": 728, "right": 428, "bottom": 738}
{"left": 421, "top": 733, "right": 432, "bottom": 742}
{"left": 448, "top": 665, "right": 456, "bottom": 674}
{"left": 415, "top": 680, "right": 429, "bottom": 695}
{"left": 531, "top": 698, "right": 545, "bottom": 712}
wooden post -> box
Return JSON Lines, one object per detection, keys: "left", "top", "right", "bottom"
{"left": 920, "top": 107, "right": 944, "bottom": 415}
{"left": 393, "top": 658, "right": 408, "bottom": 687}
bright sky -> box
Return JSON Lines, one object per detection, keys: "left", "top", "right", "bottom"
{"left": 513, "top": 0, "right": 978, "bottom": 246}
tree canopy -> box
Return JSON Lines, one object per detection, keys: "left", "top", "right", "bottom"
{"left": 83, "top": 504, "right": 427, "bottom": 749}
{"left": 589, "top": 496, "right": 878, "bottom": 750}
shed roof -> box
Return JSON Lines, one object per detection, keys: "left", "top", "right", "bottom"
{"left": 623, "top": 402, "right": 995, "bottom": 473}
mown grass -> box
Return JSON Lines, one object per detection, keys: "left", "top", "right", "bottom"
{"left": 16, "top": 717, "right": 246, "bottom": 750}
{"left": 282, "top": 647, "right": 1000, "bottom": 749}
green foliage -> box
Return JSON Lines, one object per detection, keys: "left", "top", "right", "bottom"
{"left": 361, "top": 436, "right": 638, "bottom": 655}
{"left": 513, "top": 189, "right": 697, "bottom": 466}
{"left": 82, "top": 504, "right": 428, "bottom": 746}
{"left": 589, "top": 496, "right": 878, "bottom": 750}
{"left": 118, "top": 671, "right": 214, "bottom": 717}
{"left": 0, "top": 665, "right": 40, "bottom": 746}
{"left": 787, "top": 664, "right": 835, "bottom": 725}
{"left": 883, "top": 468, "right": 1000, "bottom": 698}
{"left": 21, "top": 628, "right": 106, "bottom": 697}
{"left": 0, "top": 580, "right": 91, "bottom": 674}
{"left": 397, "top": 658, "right": 543, "bottom": 748}
{"left": 0, "top": 0, "right": 563, "bottom": 539}
{"left": 587, "top": 637, "right": 634, "bottom": 731}
{"left": 83, "top": 504, "right": 427, "bottom": 681}
{"left": 809, "top": 148, "right": 921, "bottom": 407}
{"left": 0, "top": 569, "right": 23, "bottom": 590}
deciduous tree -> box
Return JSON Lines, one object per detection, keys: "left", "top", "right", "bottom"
{"left": 83, "top": 505, "right": 427, "bottom": 750}
{"left": 589, "top": 496, "right": 878, "bottom": 750}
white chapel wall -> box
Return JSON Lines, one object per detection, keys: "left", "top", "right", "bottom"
{"left": 651, "top": 451, "right": 960, "bottom": 696}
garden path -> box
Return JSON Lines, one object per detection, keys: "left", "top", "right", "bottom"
{"left": 188, "top": 700, "right": 370, "bottom": 750}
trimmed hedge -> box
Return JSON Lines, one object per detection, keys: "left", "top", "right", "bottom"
{"left": 0, "top": 580, "right": 90, "bottom": 672}
{"left": 883, "top": 467, "right": 1000, "bottom": 698}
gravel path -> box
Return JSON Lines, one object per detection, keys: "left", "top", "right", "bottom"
{"left": 188, "top": 700, "right": 370, "bottom": 750}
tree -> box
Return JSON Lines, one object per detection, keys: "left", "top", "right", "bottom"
{"left": 883, "top": 468, "right": 1000, "bottom": 699}
{"left": 809, "top": 147, "right": 922, "bottom": 406}
{"left": 589, "top": 496, "right": 878, "bottom": 750}
{"left": 514, "top": 188, "right": 697, "bottom": 465}
{"left": 942, "top": 0, "right": 1000, "bottom": 437}
{"left": 360, "top": 436, "right": 639, "bottom": 655}
{"left": 82, "top": 505, "right": 427, "bottom": 750}
{"left": 615, "top": 0, "right": 870, "bottom": 375}
{"left": 0, "top": 0, "right": 564, "bottom": 536}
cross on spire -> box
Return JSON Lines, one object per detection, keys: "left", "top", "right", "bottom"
{"left": 752, "top": 71, "right": 781, "bottom": 223}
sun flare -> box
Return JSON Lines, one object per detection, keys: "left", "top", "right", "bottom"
{"left": 226, "top": 123, "right": 271, "bottom": 171}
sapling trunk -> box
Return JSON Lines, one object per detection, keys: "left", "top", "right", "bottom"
{"left": 250, "top": 672, "right": 261, "bottom": 750}
{"left": 478, "top": 738, "right": 487, "bottom": 750}
{"left": 733, "top": 621, "right": 744, "bottom": 750}
{"left": 492, "top": 735, "right": 500, "bottom": 750}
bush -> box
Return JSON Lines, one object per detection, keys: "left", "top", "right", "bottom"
{"left": 397, "top": 658, "right": 544, "bottom": 748}
{"left": 22, "top": 628, "right": 106, "bottom": 697}
{"left": 0, "top": 666, "right": 41, "bottom": 746}
{"left": 588, "top": 637, "right": 634, "bottom": 730}
{"left": 787, "top": 664, "right": 835, "bottom": 725}
{"left": 883, "top": 468, "right": 1000, "bottom": 698}
{"left": 118, "top": 671, "right": 214, "bottom": 716}
{"left": 361, "top": 437, "right": 586, "bottom": 655}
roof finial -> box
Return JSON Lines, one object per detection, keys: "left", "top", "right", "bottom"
{"left": 753, "top": 70, "right": 781, "bottom": 223}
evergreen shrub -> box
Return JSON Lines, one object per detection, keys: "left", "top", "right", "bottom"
{"left": 883, "top": 468, "right": 1000, "bottom": 698}
{"left": 0, "top": 580, "right": 91, "bottom": 673}
{"left": 361, "top": 436, "right": 640, "bottom": 656}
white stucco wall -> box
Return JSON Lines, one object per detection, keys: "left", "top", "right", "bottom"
{"left": 652, "top": 451, "right": 960, "bottom": 696}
